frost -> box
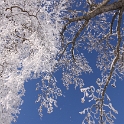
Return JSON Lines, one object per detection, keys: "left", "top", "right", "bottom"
{"left": 0, "top": 0, "right": 124, "bottom": 124}
{"left": 0, "top": 0, "right": 67, "bottom": 123}
{"left": 108, "top": 103, "right": 118, "bottom": 114}
{"left": 81, "top": 98, "right": 85, "bottom": 103}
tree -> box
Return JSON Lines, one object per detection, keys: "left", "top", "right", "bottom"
{"left": 0, "top": 0, "right": 124, "bottom": 124}
{"left": 59, "top": 0, "right": 124, "bottom": 123}
{"left": 0, "top": 0, "right": 65, "bottom": 123}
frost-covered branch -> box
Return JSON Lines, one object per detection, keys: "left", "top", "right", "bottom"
{"left": 60, "top": 0, "right": 124, "bottom": 124}
{"left": 0, "top": 0, "right": 124, "bottom": 124}
{"left": 100, "top": 6, "right": 123, "bottom": 123}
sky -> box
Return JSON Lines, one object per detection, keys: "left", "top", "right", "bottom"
{"left": 12, "top": 51, "right": 124, "bottom": 124}
{"left": 10, "top": 0, "right": 124, "bottom": 124}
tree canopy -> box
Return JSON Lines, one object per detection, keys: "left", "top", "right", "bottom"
{"left": 0, "top": 0, "right": 124, "bottom": 124}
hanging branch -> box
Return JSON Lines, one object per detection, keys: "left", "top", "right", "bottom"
{"left": 100, "top": 6, "right": 123, "bottom": 123}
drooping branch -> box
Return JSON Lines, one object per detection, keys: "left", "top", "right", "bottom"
{"left": 71, "top": 21, "right": 89, "bottom": 61}
{"left": 100, "top": 6, "right": 123, "bottom": 123}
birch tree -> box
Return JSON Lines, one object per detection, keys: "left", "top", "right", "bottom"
{"left": 0, "top": 0, "right": 124, "bottom": 124}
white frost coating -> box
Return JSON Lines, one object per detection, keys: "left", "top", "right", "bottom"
{"left": 0, "top": 0, "right": 66, "bottom": 123}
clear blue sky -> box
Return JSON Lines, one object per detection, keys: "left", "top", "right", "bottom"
{"left": 12, "top": 51, "right": 124, "bottom": 124}
{"left": 12, "top": 1, "right": 124, "bottom": 123}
